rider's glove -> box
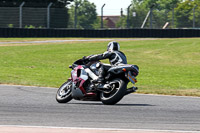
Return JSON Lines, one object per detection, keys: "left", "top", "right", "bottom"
{"left": 82, "top": 56, "right": 90, "bottom": 63}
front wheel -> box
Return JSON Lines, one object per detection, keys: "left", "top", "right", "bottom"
{"left": 56, "top": 80, "right": 73, "bottom": 103}
{"left": 100, "top": 78, "right": 127, "bottom": 105}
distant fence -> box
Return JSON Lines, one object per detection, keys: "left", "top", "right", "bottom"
{"left": 0, "top": 7, "right": 68, "bottom": 28}
{"left": 0, "top": 28, "right": 200, "bottom": 38}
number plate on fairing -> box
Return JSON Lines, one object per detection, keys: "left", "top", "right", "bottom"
{"left": 128, "top": 71, "right": 137, "bottom": 84}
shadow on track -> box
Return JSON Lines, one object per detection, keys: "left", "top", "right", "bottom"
{"left": 68, "top": 102, "right": 155, "bottom": 106}
{"left": 115, "top": 104, "right": 155, "bottom": 106}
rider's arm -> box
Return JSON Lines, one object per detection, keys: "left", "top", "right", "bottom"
{"left": 88, "top": 51, "right": 112, "bottom": 61}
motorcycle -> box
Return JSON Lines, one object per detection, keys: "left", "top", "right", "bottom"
{"left": 56, "top": 58, "right": 139, "bottom": 105}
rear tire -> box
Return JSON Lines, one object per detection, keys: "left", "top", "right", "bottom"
{"left": 100, "top": 78, "right": 127, "bottom": 105}
{"left": 56, "top": 80, "right": 73, "bottom": 103}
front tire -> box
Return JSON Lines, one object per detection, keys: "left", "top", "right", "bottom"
{"left": 100, "top": 78, "right": 127, "bottom": 105}
{"left": 56, "top": 80, "right": 73, "bottom": 103}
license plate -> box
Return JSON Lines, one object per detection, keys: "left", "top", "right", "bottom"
{"left": 128, "top": 71, "right": 137, "bottom": 84}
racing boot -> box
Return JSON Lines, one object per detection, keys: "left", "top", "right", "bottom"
{"left": 96, "top": 77, "right": 111, "bottom": 90}
{"left": 93, "top": 65, "right": 105, "bottom": 83}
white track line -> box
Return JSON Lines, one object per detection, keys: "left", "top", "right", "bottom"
{"left": 0, "top": 38, "right": 157, "bottom": 44}
{"left": 0, "top": 125, "right": 199, "bottom": 133}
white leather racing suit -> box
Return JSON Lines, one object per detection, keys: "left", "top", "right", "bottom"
{"left": 88, "top": 50, "right": 127, "bottom": 66}
{"left": 87, "top": 50, "right": 127, "bottom": 81}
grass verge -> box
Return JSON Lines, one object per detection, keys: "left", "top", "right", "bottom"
{"left": 0, "top": 38, "right": 200, "bottom": 96}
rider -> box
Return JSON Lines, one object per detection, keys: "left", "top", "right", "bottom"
{"left": 83, "top": 41, "right": 127, "bottom": 83}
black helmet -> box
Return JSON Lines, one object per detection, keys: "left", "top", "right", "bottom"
{"left": 107, "top": 41, "right": 120, "bottom": 51}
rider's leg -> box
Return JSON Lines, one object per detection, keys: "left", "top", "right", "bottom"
{"left": 96, "top": 64, "right": 111, "bottom": 83}
{"left": 96, "top": 65, "right": 105, "bottom": 83}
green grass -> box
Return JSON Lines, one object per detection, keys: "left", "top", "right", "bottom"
{"left": 0, "top": 38, "right": 200, "bottom": 96}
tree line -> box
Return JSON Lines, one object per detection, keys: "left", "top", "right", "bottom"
{"left": 1, "top": 0, "right": 200, "bottom": 29}
{"left": 121, "top": 0, "right": 200, "bottom": 28}
{"left": 67, "top": 0, "right": 200, "bottom": 29}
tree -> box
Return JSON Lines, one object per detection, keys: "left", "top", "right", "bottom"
{"left": 68, "top": 0, "right": 97, "bottom": 29}
{"left": 157, "top": 0, "right": 181, "bottom": 10}
{"left": 191, "top": 0, "right": 200, "bottom": 28}
{"left": 0, "top": 0, "right": 74, "bottom": 7}
{"left": 174, "top": 0, "right": 200, "bottom": 28}
{"left": 130, "top": 0, "right": 149, "bottom": 28}
{"left": 116, "top": 0, "right": 148, "bottom": 28}
{"left": 92, "top": 17, "right": 108, "bottom": 29}
{"left": 116, "top": 16, "right": 127, "bottom": 29}
{"left": 120, "top": 0, "right": 183, "bottom": 29}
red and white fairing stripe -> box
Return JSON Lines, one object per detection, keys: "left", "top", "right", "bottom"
{"left": 71, "top": 65, "right": 88, "bottom": 94}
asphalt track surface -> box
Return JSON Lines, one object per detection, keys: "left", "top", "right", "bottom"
{"left": 0, "top": 85, "right": 200, "bottom": 133}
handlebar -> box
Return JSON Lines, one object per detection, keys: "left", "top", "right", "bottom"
{"left": 70, "top": 58, "right": 100, "bottom": 69}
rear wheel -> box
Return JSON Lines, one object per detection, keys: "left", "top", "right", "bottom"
{"left": 100, "top": 78, "right": 127, "bottom": 105}
{"left": 56, "top": 80, "right": 73, "bottom": 103}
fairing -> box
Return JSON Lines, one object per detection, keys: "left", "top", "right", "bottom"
{"left": 71, "top": 65, "right": 88, "bottom": 95}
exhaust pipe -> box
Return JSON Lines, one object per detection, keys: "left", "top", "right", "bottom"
{"left": 125, "top": 87, "right": 138, "bottom": 95}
